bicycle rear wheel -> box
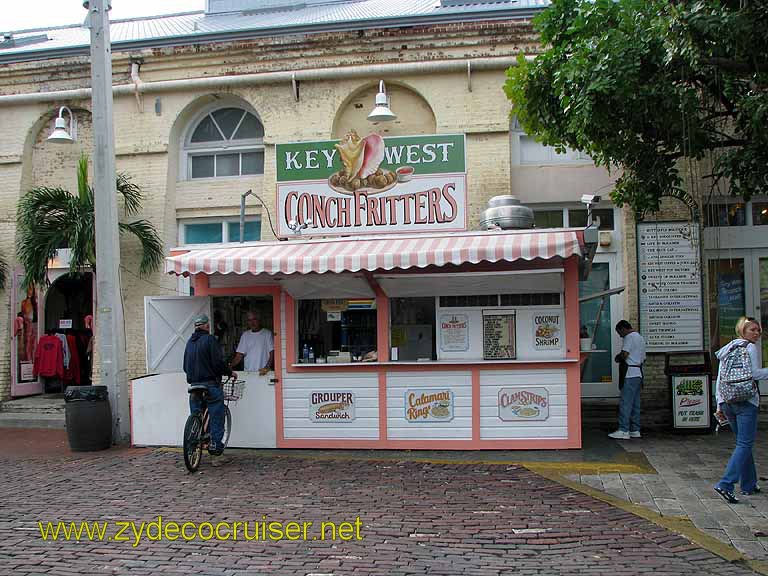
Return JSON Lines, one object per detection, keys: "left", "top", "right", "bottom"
{"left": 183, "top": 413, "right": 204, "bottom": 472}
{"left": 221, "top": 405, "right": 232, "bottom": 449}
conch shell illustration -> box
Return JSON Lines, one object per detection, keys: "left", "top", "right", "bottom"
{"left": 335, "top": 130, "right": 385, "bottom": 179}
{"left": 330, "top": 130, "right": 395, "bottom": 193}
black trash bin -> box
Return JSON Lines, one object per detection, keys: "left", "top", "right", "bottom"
{"left": 64, "top": 386, "right": 113, "bottom": 451}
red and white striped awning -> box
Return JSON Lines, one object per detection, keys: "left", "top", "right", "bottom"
{"left": 166, "top": 229, "right": 584, "bottom": 276}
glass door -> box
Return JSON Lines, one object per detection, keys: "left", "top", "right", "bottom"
{"left": 580, "top": 255, "right": 623, "bottom": 397}
{"left": 708, "top": 251, "right": 768, "bottom": 394}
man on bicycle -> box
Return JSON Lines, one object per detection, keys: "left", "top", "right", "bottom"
{"left": 183, "top": 314, "right": 236, "bottom": 462}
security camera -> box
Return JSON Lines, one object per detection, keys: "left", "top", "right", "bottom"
{"left": 581, "top": 194, "right": 601, "bottom": 205}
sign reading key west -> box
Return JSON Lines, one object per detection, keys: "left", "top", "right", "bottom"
{"left": 276, "top": 132, "right": 467, "bottom": 237}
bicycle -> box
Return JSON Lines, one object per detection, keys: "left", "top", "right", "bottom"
{"left": 183, "top": 376, "right": 245, "bottom": 472}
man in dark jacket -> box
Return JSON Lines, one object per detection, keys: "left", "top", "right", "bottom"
{"left": 183, "top": 314, "right": 235, "bottom": 459}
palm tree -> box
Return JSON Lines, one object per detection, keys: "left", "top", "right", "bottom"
{"left": 0, "top": 252, "right": 6, "bottom": 290}
{"left": 16, "top": 153, "right": 164, "bottom": 288}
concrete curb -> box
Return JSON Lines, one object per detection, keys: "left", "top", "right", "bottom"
{"left": 526, "top": 464, "right": 768, "bottom": 576}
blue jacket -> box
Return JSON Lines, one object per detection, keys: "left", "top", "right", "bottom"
{"left": 183, "top": 329, "right": 232, "bottom": 384}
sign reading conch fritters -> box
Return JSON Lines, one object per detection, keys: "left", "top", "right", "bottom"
{"left": 276, "top": 132, "right": 467, "bottom": 237}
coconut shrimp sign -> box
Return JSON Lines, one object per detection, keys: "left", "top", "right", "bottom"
{"left": 276, "top": 133, "right": 467, "bottom": 237}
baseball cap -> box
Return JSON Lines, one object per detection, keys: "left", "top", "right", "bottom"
{"left": 193, "top": 314, "right": 210, "bottom": 327}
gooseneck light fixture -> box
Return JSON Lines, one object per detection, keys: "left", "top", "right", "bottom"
{"left": 367, "top": 80, "right": 397, "bottom": 122}
{"left": 47, "top": 106, "right": 76, "bottom": 143}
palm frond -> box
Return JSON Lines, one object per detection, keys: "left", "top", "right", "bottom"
{"left": 116, "top": 172, "right": 143, "bottom": 217}
{"left": 77, "top": 153, "right": 90, "bottom": 203}
{"left": 0, "top": 252, "right": 7, "bottom": 291}
{"left": 119, "top": 219, "right": 165, "bottom": 276}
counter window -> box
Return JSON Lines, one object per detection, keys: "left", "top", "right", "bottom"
{"left": 500, "top": 293, "right": 560, "bottom": 306}
{"left": 297, "top": 299, "right": 377, "bottom": 363}
{"left": 390, "top": 297, "right": 437, "bottom": 361}
{"left": 439, "top": 295, "right": 499, "bottom": 307}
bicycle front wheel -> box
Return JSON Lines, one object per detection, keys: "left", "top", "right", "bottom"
{"left": 221, "top": 405, "right": 232, "bottom": 449}
{"left": 183, "top": 413, "right": 204, "bottom": 473}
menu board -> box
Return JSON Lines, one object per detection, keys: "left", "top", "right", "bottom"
{"left": 637, "top": 222, "right": 703, "bottom": 352}
{"left": 482, "top": 311, "right": 516, "bottom": 360}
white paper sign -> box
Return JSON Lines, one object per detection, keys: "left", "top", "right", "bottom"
{"left": 533, "top": 313, "right": 562, "bottom": 350}
{"left": 439, "top": 313, "right": 469, "bottom": 352}
{"left": 637, "top": 222, "right": 703, "bottom": 351}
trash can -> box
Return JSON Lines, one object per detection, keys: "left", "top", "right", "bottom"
{"left": 64, "top": 386, "right": 112, "bottom": 451}
{"left": 664, "top": 352, "right": 712, "bottom": 432}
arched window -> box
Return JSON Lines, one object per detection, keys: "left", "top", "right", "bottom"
{"left": 185, "top": 107, "right": 265, "bottom": 179}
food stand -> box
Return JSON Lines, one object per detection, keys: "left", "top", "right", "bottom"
{"left": 132, "top": 132, "right": 593, "bottom": 450}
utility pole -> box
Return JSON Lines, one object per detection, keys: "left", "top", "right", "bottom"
{"left": 88, "top": 0, "right": 128, "bottom": 442}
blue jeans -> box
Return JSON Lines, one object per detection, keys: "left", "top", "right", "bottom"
{"left": 189, "top": 383, "right": 225, "bottom": 454}
{"left": 717, "top": 401, "right": 758, "bottom": 494}
{"left": 618, "top": 377, "right": 642, "bottom": 433}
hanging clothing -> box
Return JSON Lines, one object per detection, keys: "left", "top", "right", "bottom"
{"left": 55, "top": 333, "right": 71, "bottom": 369}
{"left": 64, "top": 333, "right": 81, "bottom": 385}
{"left": 33, "top": 335, "right": 64, "bottom": 379}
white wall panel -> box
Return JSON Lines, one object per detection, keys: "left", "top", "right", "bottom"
{"left": 282, "top": 373, "right": 379, "bottom": 439}
{"left": 479, "top": 369, "right": 568, "bottom": 440}
{"left": 386, "top": 371, "right": 472, "bottom": 440}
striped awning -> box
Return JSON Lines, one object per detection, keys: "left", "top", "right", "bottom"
{"left": 165, "top": 229, "right": 583, "bottom": 276}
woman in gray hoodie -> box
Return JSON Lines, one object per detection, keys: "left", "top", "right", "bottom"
{"left": 714, "top": 317, "right": 768, "bottom": 504}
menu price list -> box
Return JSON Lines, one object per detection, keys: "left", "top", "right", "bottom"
{"left": 637, "top": 222, "right": 703, "bottom": 352}
{"left": 483, "top": 312, "right": 516, "bottom": 360}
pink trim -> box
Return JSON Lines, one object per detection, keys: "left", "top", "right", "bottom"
{"left": 278, "top": 438, "right": 577, "bottom": 450}
{"left": 365, "top": 272, "right": 389, "bottom": 363}
{"left": 564, "top": 256, "right": 582, "bottom": 447}
{"left": 472, "top": 368, "right": 480, "bottom": 441}
{"left": 285, "top": 294, "right": 297, "bottom": 375}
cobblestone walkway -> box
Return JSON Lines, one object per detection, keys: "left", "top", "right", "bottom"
{"left": 566, "top": 430, "right": 768, "bottom": 562}
{"left": 0, "top": 436, "right": 761, "bottom": 575}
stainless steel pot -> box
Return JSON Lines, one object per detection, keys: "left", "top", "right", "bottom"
{"left": 480, "top": 196, "right": 534, "bottom": 229}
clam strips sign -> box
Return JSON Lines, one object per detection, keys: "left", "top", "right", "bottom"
{"left": 276, "top": 133, "right": 467, "bottom": 237}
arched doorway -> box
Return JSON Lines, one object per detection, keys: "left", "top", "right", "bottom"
{"left": 43, "top": 272, "right": 94, "bottom": 390}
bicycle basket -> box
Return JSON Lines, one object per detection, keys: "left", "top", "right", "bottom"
{"left": 223, "top": 379, "right": 246, "bottom": 401}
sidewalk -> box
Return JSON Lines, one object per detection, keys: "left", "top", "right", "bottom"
{"left": 563, "top": 428, "right": 768, "bottom": 562}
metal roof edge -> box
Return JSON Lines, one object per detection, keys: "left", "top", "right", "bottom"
{"left": 0, "top": 7, "right": 543, "bottom": 65}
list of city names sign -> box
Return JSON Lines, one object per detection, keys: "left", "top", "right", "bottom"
{"left": 637, "top": 222, "right": 703, "bottom": 351}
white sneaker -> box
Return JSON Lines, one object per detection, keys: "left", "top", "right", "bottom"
{"left": 608, "top": 430, "right": 630, "bottom": 439}
{"left": 629, "top": 431, "right": 641, "bottom": 438}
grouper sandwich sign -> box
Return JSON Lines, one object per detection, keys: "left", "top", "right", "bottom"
{"left": 276, "top": 133, "right": 467, "bottom": 237}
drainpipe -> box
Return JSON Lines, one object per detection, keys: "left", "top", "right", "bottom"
{"left": 130, "top": 58, "right": 144, "bottom": 112}
{"left": 0, "top": 56, "right": 533, "bottom": 106}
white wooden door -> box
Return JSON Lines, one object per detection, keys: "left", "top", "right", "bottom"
{"left": 144, "top": 296, "right": 211, "bottom": 373}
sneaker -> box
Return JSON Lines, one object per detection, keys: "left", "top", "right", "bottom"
{"left": 742, "top": 486, "right": 761, "bottom": 496}
{"left": 629, "top": 431, "right": 641, "bottom": 438}
{"left": 714, "top": 486, "right": 739, "bottom": 504}
{"left": 608, "top": 430, "right": 630, "bottom": 440}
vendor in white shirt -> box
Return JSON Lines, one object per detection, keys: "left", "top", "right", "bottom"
{"left": 230, "top": 312, "right": 274, "bottom": 376}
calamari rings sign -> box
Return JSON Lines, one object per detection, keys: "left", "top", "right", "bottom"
{"left": 498, "top": 388, "right": 549, "bottom": 422}
{"left": 405, "top": 389, "right": 454, "bottom": 422}
{"left": 276, "top": 133, "right": 467, "bottom": 237}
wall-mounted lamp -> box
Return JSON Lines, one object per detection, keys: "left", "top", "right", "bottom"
{"left": 47, "top": 106, "right": 76, "bottom": 144}
{"left": 367, "top": 80, "right": 397, "bottom": 122}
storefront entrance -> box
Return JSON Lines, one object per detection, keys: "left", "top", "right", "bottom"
{"left": 707, "top": 249, "right": 768, "bottom": 391}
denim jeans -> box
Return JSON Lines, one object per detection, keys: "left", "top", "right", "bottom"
{"left": 716, "top": 401, "right": 759, "bottom": 494}
{"left": 618, "top": 377, "right": 642, "bottom": 433}
{"left": 189, "top": 383, "right": 225, "bottom": 454}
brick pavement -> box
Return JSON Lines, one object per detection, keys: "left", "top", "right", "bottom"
{"left": 0, "top": 430, "right": 761, "bottom": 575}
{"left": 566, "top": 429, "right": 768, "bottom": 563}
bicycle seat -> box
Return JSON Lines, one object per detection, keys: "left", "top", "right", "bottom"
{"left": 187, "top": 384, "right": 209, "bottom": 394}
